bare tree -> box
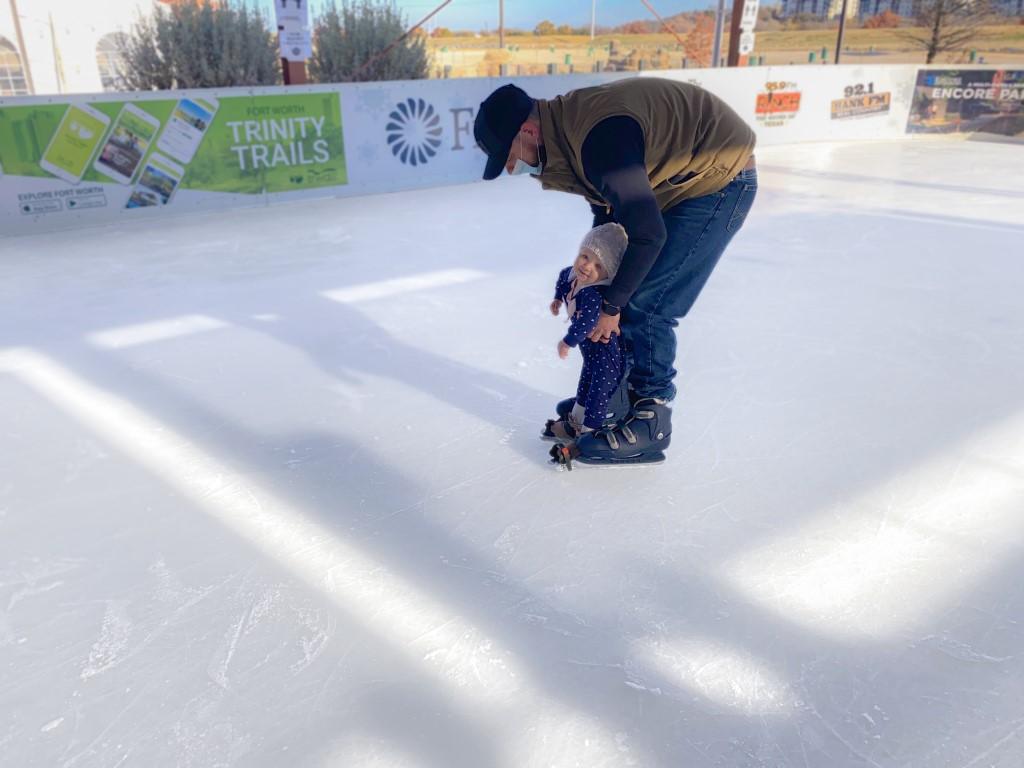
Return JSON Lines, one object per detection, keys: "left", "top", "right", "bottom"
{"left": 900, "top": 0, "right": 994, "bottom": 64}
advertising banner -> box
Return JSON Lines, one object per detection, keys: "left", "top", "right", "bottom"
{"left": 0, "top": 90, "right": 345, "bottom": 230}
{"left": 907, "top": 69, "right": 1024, "bottom": 137}
{"left": 831, "top": 82, "right": 892, "bottom": 120}
{"left": 666, "top": 65, "right": 917, "bottom": 146}
{"left": 338, "top": 74, "right": 622, "bottom": 194}
{"left": 0, "top": 66, "right": 1008, "bottom": 238}
{"left": 755, "top": 79, "right": 803, "bottom": 128}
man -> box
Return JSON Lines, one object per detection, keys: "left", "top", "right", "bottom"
{"left": 474, "top": 77, "right": 758, "bottom": 465}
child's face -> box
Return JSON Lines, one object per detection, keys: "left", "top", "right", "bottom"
{"left": 573, "top": 251, "right": 607, "bottom": 284}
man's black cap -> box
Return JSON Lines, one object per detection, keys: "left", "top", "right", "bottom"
{"left": 474, "top": 84, "right": 534, "bottom": 181}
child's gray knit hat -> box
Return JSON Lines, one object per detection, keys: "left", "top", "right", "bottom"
{"left": 579, "top": 223, "right": 628, "bottom": 280}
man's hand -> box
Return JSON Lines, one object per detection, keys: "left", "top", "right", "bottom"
{"left": 550, "top": 300, "right": 561, "bottom": 317}
{"left": 588, "top": 312, "right": 621, "bottom": 344}
{"left": 558, "top": 340, "right": 570, "bottom": 359}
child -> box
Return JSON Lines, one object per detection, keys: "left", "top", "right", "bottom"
{"left": 543, "top": 223, "right": 628, "bottom": 441}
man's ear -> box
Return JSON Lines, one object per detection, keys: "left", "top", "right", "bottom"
{"left": 520, "top": 120, "right": 541, "bottom": 140}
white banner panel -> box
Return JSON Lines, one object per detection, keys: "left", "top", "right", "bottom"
{"left": 0, "top": 66, "right": 984, "bottom": 238}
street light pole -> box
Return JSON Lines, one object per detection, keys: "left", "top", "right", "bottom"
{"left": 8, "top": 0, "right": 36, "bottom": 94}
{"left": 499, "top": 0, "right": 504, "bottom": 49}
{"left": 591, "top": 0, "right": 596, "bottom": 40}
{"left": 712, "top": 0, "right": 726, "bottom": 67}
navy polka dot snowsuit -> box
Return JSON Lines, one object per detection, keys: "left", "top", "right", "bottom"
{"left": 555, "top": 266, "right": 626, "bottom": 430}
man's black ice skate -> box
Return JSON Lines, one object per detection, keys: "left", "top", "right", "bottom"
{"left": 572, "top": 397, "right": 671, "bottom": 466}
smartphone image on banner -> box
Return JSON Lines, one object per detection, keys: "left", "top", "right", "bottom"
{"left": 126, "top": 153, "right": 184, "bottom": 209}
{"left": 39, "top": 104, "right": 111, "bottom": 185}
{"left": 156, "top": 96, "right": 219, "bottom": 164}
{"left": 94, "top": 103, "right": 162, "bottom": 185}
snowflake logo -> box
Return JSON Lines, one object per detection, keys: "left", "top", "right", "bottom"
{"left": 385, "top": 98, "right": 442, "bottom": 166}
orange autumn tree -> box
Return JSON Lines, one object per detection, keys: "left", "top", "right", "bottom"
{"left": 619, "top": 21, "right": 653, "bottom": 34}
{"left": 864, "top": 10, "right": 901, "bottom": 28}
{"left": 685, "top": 13, "right": 714, "bottom": 67}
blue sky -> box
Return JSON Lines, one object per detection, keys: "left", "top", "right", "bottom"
{"left": 263, "top": 1, "right": 724, "bottom": 32}
{"left": 397, "top": 0, "right": 717, "bottom": 29}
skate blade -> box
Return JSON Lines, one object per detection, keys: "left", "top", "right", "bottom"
{"left": 573, "top": 451, "right": 667, "bottom": 467}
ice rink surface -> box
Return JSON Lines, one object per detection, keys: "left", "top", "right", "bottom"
{"left": 2, "top": 138, "right": 1023, "bottom": 767}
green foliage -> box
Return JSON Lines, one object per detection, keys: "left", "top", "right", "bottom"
{"left": 118, "top": 0, "right": 279, "bottom": 90}
{"left": 308, "top": 0, "right": 429, "bottom": 83}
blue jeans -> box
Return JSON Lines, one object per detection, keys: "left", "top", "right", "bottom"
{"left": 621, "top": 168, "right": 758, "bottom": 401}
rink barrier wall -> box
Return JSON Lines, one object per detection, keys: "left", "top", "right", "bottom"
{"left": 1, "top": 65, "right": 1020, "bottom": 238}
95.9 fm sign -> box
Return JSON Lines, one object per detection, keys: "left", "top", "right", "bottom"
{"left": 755, "top": 81, "right": 802, "bottom": 127}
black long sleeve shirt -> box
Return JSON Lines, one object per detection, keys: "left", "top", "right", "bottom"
{"left": 579, "top": 116, "right": 667, "bottom": 309}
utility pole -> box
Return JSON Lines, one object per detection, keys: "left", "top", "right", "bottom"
{"left": 499, "top": 0, "right": 504, "bottom": 49}
{"left": 8, "top": 0, "right": 36, "bottom": 94}
{"left": 712, "top": 0, "right": 726, "bottom": 67}
{"left": 834, "top": 0, "right": 849, "bottom": 64}
{"left": 726, "top": 0, "right": 744, "bottom": 66}
{"left": 591, "top": 0, "right": 597, "bottom": 40}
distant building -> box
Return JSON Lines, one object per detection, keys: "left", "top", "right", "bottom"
{"left": 854, "top": 0, "right": 915, "bottom": 18}
{"left": 854, "top": 0, "right": 1023, "bottom": 20}
{"left": 0, "top": 0, "right": 161, "bottom": 96}
{"left": 779, "top": 0, "right": 1023, "bottom": 18}
{"left": 1, "top": 0, "right": 279, "bottom": 97}
{"left": 778, "top": 0, "right": 862, "bottom": 20}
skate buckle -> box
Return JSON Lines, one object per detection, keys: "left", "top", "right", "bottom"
{"left": 549, "top": 443, "right": 574, "bottom": 471}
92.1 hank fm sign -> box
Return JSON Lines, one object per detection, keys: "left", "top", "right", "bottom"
{"left": 831, "top": 81, "right": 892, "bottom": 120}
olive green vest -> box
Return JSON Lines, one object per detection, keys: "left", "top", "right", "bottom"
{"left": 535, "top": 77, "right": 756, "bottom": 212}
